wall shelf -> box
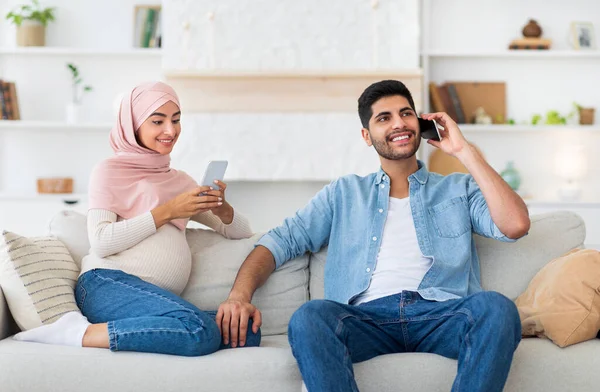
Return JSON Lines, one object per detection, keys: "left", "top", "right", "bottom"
{"left": 422, "top": 50, "right": 600, "bottom": 59}
{"left": 0, "top": 47, "right": 161, "bottom": 57}
{"left": 458, "top": 124, "right": 600, "bottom": 133}
{"left": 164, "top": 69, "right": 423, "bottom": 79}
{"left": 0, "top": 193, "right": 86, "bottom": 202}
{"left": 0, "top": 121, "right": 112, "bottom": 131}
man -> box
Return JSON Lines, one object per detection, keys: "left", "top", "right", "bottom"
{"left": 217, "top": 80, "right": 530, "bottom": 392}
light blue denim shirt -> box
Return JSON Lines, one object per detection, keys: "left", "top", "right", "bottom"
{"left": 256, "top": 161, "right": 517, "bottom": 304}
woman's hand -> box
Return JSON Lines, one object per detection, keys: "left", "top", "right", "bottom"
{"left": 209, "top": 180, "right": 234, "bottom": 224}
{"left": 151, "top": 186, "right": 223, "bottom": 228}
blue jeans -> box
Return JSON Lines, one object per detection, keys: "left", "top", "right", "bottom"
{"left": 288, "top": 291, "right": 521, "bottom": 392}
{"left": 75, "top": 269, "right": 261, "bottom": 356}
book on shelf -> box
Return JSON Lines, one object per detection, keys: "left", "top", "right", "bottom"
{"left": 429, "top": 81, "right": 506, "bottom": 124}
{"left": 134, "top": 5, "right": 162, "bottom": 48}
{"left": 0, "top": 80, "right": 21, "bottom": 120}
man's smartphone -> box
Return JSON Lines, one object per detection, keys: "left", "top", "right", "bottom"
{"left": 200, "top": 160, "right": 228, "bottom": 189}
{"left": 419, "top": 118, "right": 442, "bottom": 142}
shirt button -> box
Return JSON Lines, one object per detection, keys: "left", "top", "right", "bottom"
{"left": 372, "top": 236, "right": 377, "bottom": 241}
{"left": 378, "top": 209, "right": 383, "bottom": 213}
{"left": 366, "top": 268, "right": 371, "bottom": 272}
{"left": 380, "top": 184, "right": 385, "bottom": 189}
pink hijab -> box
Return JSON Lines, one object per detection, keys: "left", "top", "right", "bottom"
{"left": 88, "top": 81, "right": 197, "bottom": 230}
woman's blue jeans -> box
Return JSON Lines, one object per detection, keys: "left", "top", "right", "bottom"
{"left": 75, "top": 268, "right": 261, "bottom": 356}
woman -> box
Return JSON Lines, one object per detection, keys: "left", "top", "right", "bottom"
{"left": 14, "top": 81, "right": 260, "bottom": 356}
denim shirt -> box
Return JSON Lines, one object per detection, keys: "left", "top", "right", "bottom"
{"left": 256, "top": 161, "right": 517, "bottom": 304}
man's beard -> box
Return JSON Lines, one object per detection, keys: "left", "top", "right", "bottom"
{"left": 370, "top": 131, "right": 421, "bottom": 160}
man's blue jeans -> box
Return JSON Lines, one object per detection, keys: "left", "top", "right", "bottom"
{"left": 75, "top": 269, "right": 261, "bottom": 356}
{"left": 288, "top": 291, "right": 521, "bottom": 392}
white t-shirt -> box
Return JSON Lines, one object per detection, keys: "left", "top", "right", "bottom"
{"left": 352, "top": 197, "right": 433, "bottom": 305}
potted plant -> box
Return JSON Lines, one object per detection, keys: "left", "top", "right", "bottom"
{"left": 573, "top": 102, "right": 595, "bottom": 125}
{"left": 65, "top": 63, "right": 93, "bottom": 124}
{"left": 5, "top": 0, "right": 56, "bottom": 47}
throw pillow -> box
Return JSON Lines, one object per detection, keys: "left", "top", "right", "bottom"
{"left": 0, "top": 231, "right": 80, "bottom": 331}
{"left": 515, "top": 248, "right": 600, "bottom": 347}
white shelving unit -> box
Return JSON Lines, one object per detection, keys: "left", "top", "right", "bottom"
{"left": 0, "top": 193, "right": 86, "bottom": 202}
{"left": 458, "top": 124, "right": 600, "bottom": 133}
{"left": 0, "top": 47, "right": 161, "bottom": 57}
{"left": 423, "top": 50, "right": 600, "bottom": 59}
{"left": 0, "top": 121, "right": 112, "bottom": 131}
{"left": 420, "top": 0, "right": 600, "bottom": 244}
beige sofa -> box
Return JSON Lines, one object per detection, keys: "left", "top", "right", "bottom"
{"left": 1, "top": 210, "right": 599, "bottom": 392}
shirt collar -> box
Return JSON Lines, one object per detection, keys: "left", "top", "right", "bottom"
{"left": 375, "top": 160, "right": 429, "bottom": 185}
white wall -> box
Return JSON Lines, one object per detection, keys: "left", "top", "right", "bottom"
{"left": 162, "top": 0, "right": 419, "bottom": 71}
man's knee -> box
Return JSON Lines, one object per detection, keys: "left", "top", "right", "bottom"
{"left": 288, "top": 300, "right": 337, "bottom": 337}
{"left": 473, "top": 291, "right": 521, "bottom": 334}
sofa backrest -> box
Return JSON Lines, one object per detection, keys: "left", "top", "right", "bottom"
{"left": 47, "top": 211, "right": 309, "bottom": 336}
{"left": 309, "top": 211, "right": 586, "bottom": 301}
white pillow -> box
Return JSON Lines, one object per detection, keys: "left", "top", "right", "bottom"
{"left": 182, "top": 229, "right": 309, "bottom": 336}
{"left": 47, "top": 210, "right": 90, "bottom": 269}
{"left": 0, "top": 231, "right": 80, "bottom": 331}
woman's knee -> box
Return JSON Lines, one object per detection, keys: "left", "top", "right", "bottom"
{"left": 183, "top": 312, "right": 221, "bottom": 356}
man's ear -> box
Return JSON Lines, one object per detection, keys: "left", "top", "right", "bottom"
{"left": 361, "top": 128, "right": 373, "bottom": 147}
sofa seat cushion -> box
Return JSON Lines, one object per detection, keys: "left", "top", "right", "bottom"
{"left": 0, "top": 335, "right": 301, "bottom": 392}
{"left": 308, "top": 338, "right": 600, "bottom": 392}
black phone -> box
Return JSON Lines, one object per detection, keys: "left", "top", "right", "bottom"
{"left": 419, "top": 118, "right": 442, "bottom": 142}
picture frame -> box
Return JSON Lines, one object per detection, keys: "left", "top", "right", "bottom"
{"left": 571, "top": 22, "right": 596, "bottom": 50}
{"left": 133, "top": 5, "right": 162, "bottom": 48}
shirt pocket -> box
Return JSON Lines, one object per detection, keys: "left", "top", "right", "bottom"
{"left": 428, "top": 196, "right": 471, "bottom": 238}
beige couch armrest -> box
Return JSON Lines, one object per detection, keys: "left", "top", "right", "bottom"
{"left": 0, "top": 287, "right": 16, "bottom": 339}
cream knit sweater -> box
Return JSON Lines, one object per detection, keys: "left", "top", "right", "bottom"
{"left": 80, "top": 209, "right": 253, "bottom": 295}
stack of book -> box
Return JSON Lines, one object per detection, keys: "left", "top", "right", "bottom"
{"left": 134, "top": 6, "right": 162, "bottom": 48}
{"left": 429, "top": 82, "right": 506, "bottom": 124}
{"left": 0, "top": 80, "right": 20, "bottom": 120}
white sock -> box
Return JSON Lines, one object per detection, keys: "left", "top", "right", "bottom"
{"left": 13, "top": 311, "right": 91, "bottom": 347}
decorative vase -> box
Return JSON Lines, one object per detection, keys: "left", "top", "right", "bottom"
{"left": 16, "top": 20, "right": 46, "bottom": 47}
{"left": 65, "top": 102, "right": 80, "bottom": 124}
{"left": 500, "top": 161, "right": 522, "bottom": 191}
{"left": 522, "top": 19, "right": 542, "bottom": 38}
{"left": 579, "top": 108, "right": 595, "bottom": 125}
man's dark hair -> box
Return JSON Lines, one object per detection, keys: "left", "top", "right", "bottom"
{"left": 357, "top": 80, "right": 416, "bottom": 129}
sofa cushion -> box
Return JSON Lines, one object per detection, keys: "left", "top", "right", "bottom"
{"left": 0, "top": 335, "right": 302, "bottom": 392}
{"left": 515, "top": 248, "right": 600, "bottom": 347}
{"left": 477, "top": 211, "right": 585, "bottom": 299}
{"left": 182, "top": 229, "right": 309, "bottom": 336}
{"left": 309, "top": 211, "right": 586, "bottom": 301}
{"left": 47, "top": 210, "right": 89, "bottom": 269}
{"left": 0, "top": 231, "right": 80, "bottom": 331}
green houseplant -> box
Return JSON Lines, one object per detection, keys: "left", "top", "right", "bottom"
{"left": 65, "top": 63, "right": 93, "bottom": 124}
{"left": 5, "top": 0, "right": 56, "bottom": 47}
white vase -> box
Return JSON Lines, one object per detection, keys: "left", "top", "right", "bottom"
{"left": 65, "top": 102, "right": 80, "bottom": 124}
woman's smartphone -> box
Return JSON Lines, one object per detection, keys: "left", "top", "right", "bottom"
{"left": 200, "top": 160, "right": 228, "bottom": 189}
{"left": 419, "top": 118, "right": 442, "bottom": 142}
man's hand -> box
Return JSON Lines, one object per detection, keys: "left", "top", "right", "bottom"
{"left": 420, "top": 112, "right": 469, "bottom": 158}
{"left": 216, "top": 298, "right": 262, "bottom": 348}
